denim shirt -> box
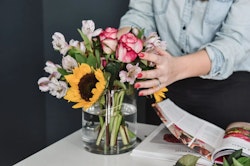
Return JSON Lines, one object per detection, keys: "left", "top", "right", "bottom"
{"left": 119, "top": 0, "right": 250, "bottom": 80}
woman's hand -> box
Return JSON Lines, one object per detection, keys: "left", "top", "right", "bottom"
{"left": 135, "top": 47, "right": 211, "bottom": 96}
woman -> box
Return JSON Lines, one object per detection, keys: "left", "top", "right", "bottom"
{"left": 119, "top": 0, "right": 250, "bottom": 128}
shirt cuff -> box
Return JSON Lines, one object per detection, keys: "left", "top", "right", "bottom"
{"left": 200, "top": 46, "right": 225, "bottom": 79}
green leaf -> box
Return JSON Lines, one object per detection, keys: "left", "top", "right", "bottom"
{"left": 175, "top": 154, "right": 200, "bottom": 166}
{"left": 77, "top": 29, "right": 93, "bottom": 52}
{"left": 105, "top": 62, "right": 121, "bottom": 88}
{"left": 223, "top": 157, "right": 230, "bottom": 166}
{"left": 57, "top": 68, "right": 69, "bottom": 76}
{"left": 75, "top": 53, "right": 87, "bottom": 63}
{"left": 95, "top": 49, "right": 101, "bottom": 68}
{"left": 67, "top": 48, "right": 83, "bottom": 56}
{"left": 103, "top": 72, "right": 111, "bottom": 88}
{"left": 232, "top": 158, "right": 244, "bottom": 166}
{"left": 227, "top": 149, "right": 242, "bottom": 165}
{"left": 86, "top": 54, "right": 97, "bottom": 67}
{"left": 113, "top": 80, "right": 126, "bottom": 90}
{"left": 237, "top": 156, "right": 250, "bottom": 166}
{"left": 137, "top": 28, "right": 144, "bottom": 39}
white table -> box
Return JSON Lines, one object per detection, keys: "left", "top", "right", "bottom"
{"left": 14, "top": 123, "right": 175, "bottom": 166}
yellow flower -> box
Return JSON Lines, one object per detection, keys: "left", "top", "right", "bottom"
{"left": 64, "top": 63, "right": 106, "bottom": 110}
{"left": 153, "top": 87, "right": 168, "bottom": 103}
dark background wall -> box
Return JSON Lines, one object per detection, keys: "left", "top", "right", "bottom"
{"left": 0, "top": 0, "right": 141, "bottom": 165}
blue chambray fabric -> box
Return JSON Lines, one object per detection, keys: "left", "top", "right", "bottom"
{"left": 119, "top": 0, "right": 250, "bottom": 80}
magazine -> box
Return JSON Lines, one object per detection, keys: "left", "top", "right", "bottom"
{"left": 131, "top": 99, "right": 250, "bottom": 165}
{"left": 131, "top": 123, "right": 213, "bottom": 166}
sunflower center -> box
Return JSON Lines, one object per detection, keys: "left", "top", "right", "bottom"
{"left": 78, "top": 73, "right": 98, "bottom": 101}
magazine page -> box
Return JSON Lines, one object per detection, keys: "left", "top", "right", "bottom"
{"left": 153, "top": 99, "right": 225, "bottom": 160}
{"left": 212, "top": 122, "right": 250, "bottom": 162}
{"left": 130, "top": 123, "right": 212, "bottom": 166}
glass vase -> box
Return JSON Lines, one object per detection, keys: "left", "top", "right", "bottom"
{"left": 81, "top": 89, "right": 137, "bottom": 155}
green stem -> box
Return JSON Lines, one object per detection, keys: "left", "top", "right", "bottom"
{"left": 96, "top": 123, "right": 106, "bottom": 146}
{"left": 120, "top": 125, "right": 129, "bottom": 145}
{"left": 110, "top": 114, "right": 122, "bottom": 147}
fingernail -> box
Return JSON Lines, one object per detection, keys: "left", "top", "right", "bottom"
{"left": 139, "top": 92, "right": 144, "bottom": 96}
{"left": 138, "top": 53, "right": 144, "bottom": 57}
{"left": 134, "top": 83, "right": 140, "bottom": 88}
{"left": 137, "top": 73, "right": 143, "bottom": 78}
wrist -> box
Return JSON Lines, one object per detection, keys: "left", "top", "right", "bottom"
{"left": 174, "top": 50, "right": 211, "bottom": 80}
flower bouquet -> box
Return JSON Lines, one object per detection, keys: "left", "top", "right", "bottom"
{"left": 38, "top": 20, "right": 168, "bottom": 154}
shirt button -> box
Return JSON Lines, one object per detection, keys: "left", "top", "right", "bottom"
{"left": 182, "top": 26, "right": 186, "bottom": 30}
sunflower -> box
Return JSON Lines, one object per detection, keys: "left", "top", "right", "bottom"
{"left": 64, "top": 63, "right": 106, "bottom": 110}
{"left": 153, "top": 87, "right": 168, "bottom": 103}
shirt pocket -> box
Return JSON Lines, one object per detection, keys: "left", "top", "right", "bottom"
{"left": 153, "top": 0, "right": 169, "bottom": 15}
{"left": 205, "top": 0, "right": 233, "bottom": 25}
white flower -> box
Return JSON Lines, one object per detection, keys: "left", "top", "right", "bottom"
{"left": 37, "top": 77, "right": 50, "bottom": 92}
{"left": 119, "top": 63, "right": 142, "bottom": 85}
{"left": 48, "top": 77, "right": 68, "bottom": 99}
{"left": 52, "top": 32, "right": 70, "bottom": 55}
{"left": 81, "top": 20, "right": 102, "bottom": 40}
{"left": 144, "top": 32, "right": 167, "bottom": 51}
{"left": 62, "top": 55, "right": 78, "bottom": 72}
{"left": 44, "top": 61, "right": 61, "bottom": 79}
{"left": 69, "top": 39, "right": 86, "bottom": 53}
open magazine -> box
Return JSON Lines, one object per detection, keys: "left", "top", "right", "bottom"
{"left": 153, "top": 99, "right": 250, "bottom": 163}
{"left": 131, "top": 99, "right": 250, "bottom": 165}
{"left": 131, "top": 123, "right": 213, "bottom": 165}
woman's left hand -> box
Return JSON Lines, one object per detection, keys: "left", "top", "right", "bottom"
{"left": 134, "top": 47, "right": 181, "bottom": 96}
{"left": 134, "top": 47, "right": 211, "bottom": 96}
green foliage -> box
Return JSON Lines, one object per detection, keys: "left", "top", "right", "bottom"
{"left": 57, "top": 68, "right": 69, "bottom": 76}
{"left": 176, "top": 149, "right": 250, "bottom": 166}
{"left": 175, "top": 154, "right": 200, "bottom": 166}
{"left": 213, "top": 149, "right": 250, "bottom": 166}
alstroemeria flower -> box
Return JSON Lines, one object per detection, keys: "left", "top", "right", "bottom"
{"left": 144, "top": 32, "right": 167, "bottom": 52}
{"left": 116, "top": 33, "right": 143, "bottom": 63}
{"left": 119, "top": 63, "right": 142, "bottom": 85}
{"left": 62, "top": 55, "right": 78, "bottom": 72}
{"left": 38, "top": 77, "right": 50, "bottom": 92}
{"left": 99, "top": 27, "right": 118, "bottom": 54}
{"left": 52, "top": 32, "right": 70, "bottom": 55}
{"left": 81, "top": 20, "right": 102, "bottom": 41}
{"left": 48, "top": 77, "right": 68, "bottom": 99}
{"left": 69, "top": 39, "right": 86, "bottom": 53}
{"left": 44, "top": 61, "right": 62, "bottom": 79}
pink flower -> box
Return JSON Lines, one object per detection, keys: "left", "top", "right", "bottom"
{"left": 99, "top": 27, "right": 118, "bottom": 54}
{"left": 119, "top": 63, "right": 142, "bottom": 85}
{"left": 100, "top": 57, "right": 107, "bottom": 67}
{"left": 116, "top": 33, "right": 143, "bottom": 63}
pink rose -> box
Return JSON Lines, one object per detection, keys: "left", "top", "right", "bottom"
{"left": 99, "top": 27, "right": 118, "bottom": 54}
{"left": 116, "top": 33, "right": 143, "bottom": 63}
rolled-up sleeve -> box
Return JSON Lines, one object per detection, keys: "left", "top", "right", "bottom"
{"left": 202, "top": 0, "right": 250, "bottom": 80}
{"left": 119, "top": 0, "right": 156, "bottom": 36}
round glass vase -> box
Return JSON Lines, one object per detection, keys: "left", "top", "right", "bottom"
{"left": 81, "top": 89, "right": 137, "bottom": 155}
